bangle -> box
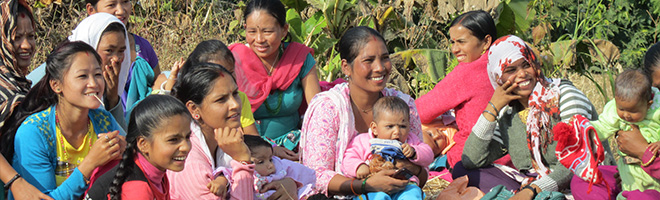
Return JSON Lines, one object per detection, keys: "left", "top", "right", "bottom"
{"left": 642, "top": 152, "right": 657, "bottom": 167}
{"left": 350, "top": 178, "right": 358, "bottom": 195}
{"left": 361, "top": 177, "right": 368, "bottom": 194}
{"left": 521, "top": 185, "right": 538, "bottom": 198}
{"left": 483, "top": 109, "right": 497, "bottom": 119}
{"left": 4, "top": 173, "right": 21, "bottom": 190}
{"left": 488, "top": 101, "right": 499, "bottom": 114}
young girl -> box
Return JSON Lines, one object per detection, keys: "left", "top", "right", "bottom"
{"left": 208, "top": 135, "right": 315, "bottom": 199}
{"left": 588, "top": 69, "right": 660, "bottom": 197}
{"left": 8, "top": 41, "right": 125, "bottom": 200}
{"left": 85, "top": 95, "right": 191, "bottom": 200}
{"left": 341, "top": 96, "right": 433, "bottom": 199}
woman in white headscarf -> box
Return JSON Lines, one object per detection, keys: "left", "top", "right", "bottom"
{"left": 453, "top": 35, "right": 598, "bottom": 198}
{"left": 26, "top": 13, "right": 130, "bottom": 129}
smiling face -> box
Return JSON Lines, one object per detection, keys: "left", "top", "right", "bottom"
{"left": 12, "top": 14, "right": 36, "bottom": 71}
{"left": 87, "top": 0, "right": 132, "bottom": 24}
{"left": 615, "top": 96, "right": 651, "bottom": 123}
{"left": 96, "top": 31, "right": 126, "bottom": 68}
{"left": 51, "top": 52, "right": 105, "bottom": 110}
{"left": 250, "top": 146, "right": 276, "bottom": 176}
{"left": 342, "top": 38, "right": 392, "bottom": 93}
{"left": 138, "top": 114, "right": 192, "bottom": 172}
{"left": 194, "top": 75, "right": 242, "bottom": 129}
{"left": 371, "top": 110, "right": 410, "bottom": 143}
{"left": 245, "top": 10, "right": 288, "bottom": 64}
{"left": 498, "top": 58, "right": 537, "bottom": 98}
{"left": 449, "top": 25, "right": 490, "bottom": 63}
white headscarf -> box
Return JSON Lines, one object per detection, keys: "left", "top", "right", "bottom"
{"left": 68, "top": 13, "right": 130, "bottom": 100}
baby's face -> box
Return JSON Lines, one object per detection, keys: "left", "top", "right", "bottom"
{"left": 250, "top": 146, "right": 276, "bottom": 176}
{"left": 615, "top": 96, "right": 650, "bottom": 123}
{"left": 371, "top": 110, "right": 410, "bottom": 142}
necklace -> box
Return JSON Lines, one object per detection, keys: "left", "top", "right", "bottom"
{"left": 264, "top": 90, "right": 283, "bottom": 115}
{"left": 264, "top": 45, "right": 284, "bottom": 75}
{"left": 55, "top": 108, "right": 92, "bottom": 167}
{"left": 350, "top": 95, "right": 375, "bottom": 114}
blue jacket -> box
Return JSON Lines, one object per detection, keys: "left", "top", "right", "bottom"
{"left": 10, "top": 105, "right": 124, "bottom": 200}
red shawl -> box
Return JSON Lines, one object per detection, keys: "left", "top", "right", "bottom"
{"left": 229, "top": 42, "right": 313, "bottom": 112}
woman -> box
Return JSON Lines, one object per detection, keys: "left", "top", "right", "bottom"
{"left": 300, "top": 26, "right": 428, "bottom": 198}
{"left": 454, "top": 35, "right": 598, "bottom": 198}
{"left": 25, "top": 13, "right": 129, "bottom": 130}
{"left": 229, "top": 0, "right": 320, "bottom": 151}
{"left": 415, "top": 10, "right": 514, "bottom": 169}
{"left": 570, "top": 41, "right": 660, "bottom": 200}
{"left": 9, "top": 41, "right": 125, "bottom": 200}
{"left": 168, "top": 63, "right": 297, "bottom": 200}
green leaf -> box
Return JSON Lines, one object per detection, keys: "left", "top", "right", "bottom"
{"left": 286, "top": 8, "right": 305, "bottom": 43}
{"left": 281, "top": 0, "right": 309, "bottom": 12}
{"left": 391, "top": 49, "right": 452, "bottom": 83}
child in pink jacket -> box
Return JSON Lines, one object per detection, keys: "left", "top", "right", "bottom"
{"left": 341, "top": 96, "right": 433, "bottom": 199}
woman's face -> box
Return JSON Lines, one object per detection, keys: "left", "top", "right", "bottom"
{"left": 342, "top": 38, "right": 392, "bottom": 94}
{"left": 13, "top": 14, "right": 35, "bottom": 70}
{"left": 96, "top": 31, "right": 126, "bottom": 68}
{"left": 88, "top": 0, "right": 132, "bottom": 25}
{"left": 195, "top": 75, "right": 242, "bottom": 129}
{"left": 498, "top": 58, "right": 537, "bottom": 98}
{"left": 53, "top": 52, "right": 105, "bottom": 110}
{"left": 139, "top": 114, "right": 192, "bottom": 172}
{"left": 449, "top": 25, "right": 490, "bottom": 63}
{"left": 245, "top": 10, "right": 288, "bottom": 62}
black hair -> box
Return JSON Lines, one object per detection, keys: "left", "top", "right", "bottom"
{"left": 643, "top": 42, "right": 660, "bottom": 79}
{"left": 108, "top": 95, "right": 191, "bottom": 200}
{"left": 101, "top": 22, "right": 127, "bottom": 38}
{"left": 372, "top": 96, "right": 410, "bottom": 123}
{"left": 450, "top": 10, "right": 497, "bottom": 42}
{"left": 172, "top": 62, "right": 235, "bottom": 107}
{"left": 0, "top": 41, "right": 102, "bottom": 161}
{"left": 244, "top": 0, "right": 286, "bottom": 27}
{"left": 85, "top": 0, "right": 100, "bottom": 6}
{"left": 243, "top": 135, "right": 273, "bottom": 155}
{"left": 615, "top": 69, "right": 653, "bottom": 103}
{"left": 338, "top": 26, "right": 386, "bottom": 64}
{"left": 179, "top": 40, "right": 235, "bottom": 78}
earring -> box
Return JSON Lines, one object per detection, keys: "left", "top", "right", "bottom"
{"left": 193, "top": 114, "right": 200, "bottom": 119}
{"left": 56, "top": 89, "right": 61, "bottom": 92}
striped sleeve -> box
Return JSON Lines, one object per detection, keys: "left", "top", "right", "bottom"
{"left": 558, "top": 80, "right": 597, "bottom": 121}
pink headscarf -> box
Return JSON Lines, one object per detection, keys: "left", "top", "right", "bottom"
{"left": 487, "top": 35, "right": 561, "bottom": 178}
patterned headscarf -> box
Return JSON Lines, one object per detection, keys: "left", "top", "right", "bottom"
{"left": 0, "top": 0, "right": 34, "bottom": 129}
{"left": 487, "top": 35, "right": 561, "bottom": 177}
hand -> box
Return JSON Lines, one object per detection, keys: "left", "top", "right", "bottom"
{"left": 648, "top": 142, "right": 660, "bottom": 154}
{"left": 102, "top": 57, "right": 121, "bottom": 108}
{"left": 215, "top": 127, "right": 251, "bottom": 162}
{"left": 510, "top": 184, "right": 540, "bottom": 200}
{"left": 616, "top": 125, "right": 649, "bottom": 159}
{"left": 164, "top": 58, "right": 184, "bottom": 91}
{"left": 488, "top": 78, "right": 522, "bottom": 121}
{"left": 364, "top": 170, "right": 409, "bottom": 194}
{"left": 272, "top": 146, "right": 299, "bottom": 161}
{"left": 393, "top": 158, "right": 421, "bottom": 177}
{"left": 207, "top": 176, "right": 228, "bottom": 197}
{"left": 79, "top": 131, "right": 122, "bottom": 178}
{"left": 401, "top": 143, "right": 416, "bottom": 159}
{"left": 116, "top": 135, "right": 127, "bottom": 159}
{"left": 9, "top": 178, "right": 54, "bottom": 200}
{"left": 356, "top": 164, "right": 370, "bottom": 179}
{"left": 263, "top": 177, "right": 298, "bottom": 200}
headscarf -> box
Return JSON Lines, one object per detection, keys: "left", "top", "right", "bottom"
{"left": 487, "top": 35, "right": 561, "bottom": 177}
{"left": 0, "top": 0, "right": 34, "bottom": 128}
{"left": 69, "top": 13, "right": 131, "bottom": 100}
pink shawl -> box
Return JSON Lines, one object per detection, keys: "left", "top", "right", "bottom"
{"left": 229, "top": 42, "right": 313, "bottom": 112}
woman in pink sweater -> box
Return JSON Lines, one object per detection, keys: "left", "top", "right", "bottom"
{"left": 415, "top": 10, "right": 512, "bottom": 168}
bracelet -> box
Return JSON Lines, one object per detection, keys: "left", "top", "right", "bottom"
{"left": 642, "top": 152, "right": 657, "bottom": 167}
{"left": 4, "top": 173, "right": 21, "bottom": 190}
{"left": 521, "top": 185, "right": 538, "bottom": 198}
{"left": 350, "top": 178, "right": 358, "bottom": 195}
{"left": 488, "top": 101, "right": 499, "bottom": 114}
{"left": 483, "top": 109, "right": 497, "bottom": 119}
{"left": 361, "top": 177, "right": 368, "bottom": 194}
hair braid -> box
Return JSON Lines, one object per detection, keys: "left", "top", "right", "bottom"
{"left": 108, "top": 141, "right": 137, "bottom": 200}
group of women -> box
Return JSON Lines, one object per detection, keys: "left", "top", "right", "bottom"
{"left": 1, "top": 0, "right": 659, "bottom": 199}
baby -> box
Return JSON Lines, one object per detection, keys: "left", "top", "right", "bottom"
{"left": 209, "top": 135, "right": 316, "bottom": 199}
{"left": 341, "top": 96, "right": 433, "bottom": 199}
{"left": 590, "top": 69, "right": 660, "bottom": 194}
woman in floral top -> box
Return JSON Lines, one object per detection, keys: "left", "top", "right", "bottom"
{"left": 300, "top": 26, "right": 428, "bottom": 198}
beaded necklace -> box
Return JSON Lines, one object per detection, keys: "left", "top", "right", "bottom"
{"left": 55, "top": 109, "right": 93, "bottom": 177}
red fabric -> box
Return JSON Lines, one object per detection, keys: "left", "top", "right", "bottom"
{"left": 133, "top": 156, "right": 170, "bottom": 200}
{"left": 415, "top": 52, "right": 512, "bottom": 167}
{"left": 229, "top": 42, "right": 313, "bottom": 112}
